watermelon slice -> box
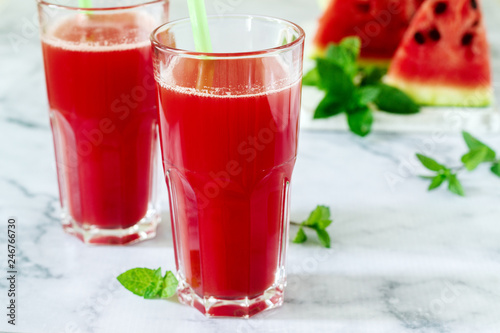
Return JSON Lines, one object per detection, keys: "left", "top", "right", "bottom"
{"left": 314, "top": 0, "right": 424, "bottom": 66}
{"left": 386, "top": 0, "right": 493, "bottom": 107}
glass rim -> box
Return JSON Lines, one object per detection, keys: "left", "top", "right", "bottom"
{"left": 36, "top": 0, "right": 166, "bottom": 12}
{"left": 150, "top": 14, "right": 306, "bottom": 59}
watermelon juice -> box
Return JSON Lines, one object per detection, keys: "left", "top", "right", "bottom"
{"left": 158, "top": 80, "right": 301, "bottom": 299}
{"left": 40, "top": 10, "right": 163, "bottom": 243}
{"left": 152, "top": 15, "right": 304, "bottom": 316}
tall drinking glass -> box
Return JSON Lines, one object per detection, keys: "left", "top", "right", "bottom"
{"left": 38, "top": 0, "right": 169, "bottom": 244}
{"left": 152, "top": 15, "right": 304, "bottom": 317}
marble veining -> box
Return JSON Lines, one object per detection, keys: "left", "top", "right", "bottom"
{"left": 2, "top": 0, "right": 500, "bottom": 332}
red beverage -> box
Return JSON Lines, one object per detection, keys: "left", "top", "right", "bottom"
{"left": 41, "top": 13, "right": 159, "bottom": 233}
{"left": 157, "top": 59, "right": 301, "bottom": 299}
{"left": 152, "top": 14, "right": 304, "bottom": 316}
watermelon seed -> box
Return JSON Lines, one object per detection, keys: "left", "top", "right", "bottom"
{"left": 461, "top": 33, "right": 474, "bottom": 46}
{"left": 470, "top": 0, "right": 477, "bottom": 9}
{"left": 428, "top": 28, "right": 441, "bottom": 41}
{"left": 414, "top": 32, "right": 426, "bottom": 45}
{"left": 434, "top": 2, "right": 448, "bottom": 15}
{"left": 472, "top": 19, "right": 479, "bottom": 27}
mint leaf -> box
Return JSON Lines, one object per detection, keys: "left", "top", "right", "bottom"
{"left": 448, "top": 174, "right": 465, "bottom": 197}
{"left": 293, "top": 227, "right": 307, "bottom": 243}
{"left": 416, "top": 154, "right": 446, "bottom": 172}
{"left": 356, "top": 86, "right": 380, "bottom": 105}
{"left": 491, "top": 162, "right": 500, "bottom": 177}
{"left": 461, "top": 146, "right": 489, "bottom": 171}
{"left": 339, "top": 37, "right": 361, "bottom": 61}
{"left": 303, "top": 205, "right": 331, "bottom": 227}
{"left": 462, "top": 132, "right": 496, "bottom": 162}
{"left": 324, "top": 37, "right": 360, "bottom": 78}
{"left": 303, "top": 68, "right": 320, "bottom": 87}
{"left": 144, "top": 268, "right": 163, "bottom": 299}
{"left": 117, "top": 268, "right": 158, "bottom": 297}
{"left": 360, "top": 66, "right": 387, "bottom": 86}
{"left": 428, "top": 175, "right": 446, "bottom": 191}
{"left": 307, "top": 38, "right": 419, "bottom": 137}
{"left": 316, "top": 229, "right": 331, "bottom": 248}
{"left": 347, "top": 107, "right": 373, "bottom": 137}
{"left": 316, "top": 58, "right": 355, "bottom": 96}
{"left": 374, "top": 84, "right": 420, "bottom": 114}
{"left": 313, "top": 95, "right": 347, "bottom": 119}
{"left": 161, "top": 271, "right": 178, "bottom": 299}
{"left": 417, "top": 132, "right": 500, "bottom": 196}
{"left": 317, "top": 217, "right": 333, "bottom": 230}
{"left": 293, "top": 206, "right": 333, "bottom": 248}
{"left": 117, "top": 267, "right": 178, "bottom": 299}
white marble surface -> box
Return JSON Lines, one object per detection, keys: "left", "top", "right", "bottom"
{"left": 1, "top": 0, "right": 500, "bottom": 332}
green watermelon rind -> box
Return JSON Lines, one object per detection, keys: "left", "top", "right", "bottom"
{"left": 384, "top": 75, "right": 493, "bottom": 107}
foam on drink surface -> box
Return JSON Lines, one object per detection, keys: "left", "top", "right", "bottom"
{"left": 155, "top": 55, "right": 298, "bottom": 98}
{"left": 42, "top": 12, "right": 157, "bottom": 52}
{"left": 157, "top": 79, "right": 301, "bottom": 99}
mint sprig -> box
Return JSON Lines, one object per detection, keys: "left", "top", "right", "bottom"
{"left": 292, "top": 205, "right": 333, "bottom": 248}
{"left": 417, "top": 154, "right": 464, "bottom": 196}
{"left": 304, "top": 37, "right": 420, "bottom": 137}
{"left": 417, "top": 131, "right": 500, "bottom": 196}
{"left": 117, "top": 267, "right": 178, "bottom": 299}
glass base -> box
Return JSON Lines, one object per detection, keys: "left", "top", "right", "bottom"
{"left": 176, "top": 269, "right": 286, "bottom": 318}
{"left": 62, "top": 208, "right": 160, "bottom": 245}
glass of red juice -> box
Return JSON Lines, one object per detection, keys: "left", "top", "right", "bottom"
{"left": 151, "top": 15, "right": 305, "bottom": 317}
{"left": 37, "top": 0, "right": 169, "bottom": 245}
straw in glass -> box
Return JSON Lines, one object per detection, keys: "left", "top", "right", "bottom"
{"left": 187, "top": 0, "right": 213, "bottom": 53}
{"left": 79, "top": 0, "right": 92, "bottom": 14}
{"left": 79, "top": 0, "right": 92, "bottom": 8}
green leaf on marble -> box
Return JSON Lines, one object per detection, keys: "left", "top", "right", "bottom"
{"left": 117, "top": 267, "right": 178, "bottom": 300}
{"left": 292, "top": 205, "right": 333, "bottom": 248}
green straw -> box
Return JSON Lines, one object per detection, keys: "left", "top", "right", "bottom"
{"left": 79, "top": 0, "right": 92, "bottom": 8}
{"left": 79, "top": 0, "right": 92, "bottom": 14}
{"left": 187, "top": 0, "right": 213, "bottom": 53}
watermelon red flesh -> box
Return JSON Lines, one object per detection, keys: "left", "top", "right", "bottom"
{"left": 386, "top": 0, "right": 492, "bottom": 102}
{"left": 314, "top": 0, "right": 423, "bottom": 62}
